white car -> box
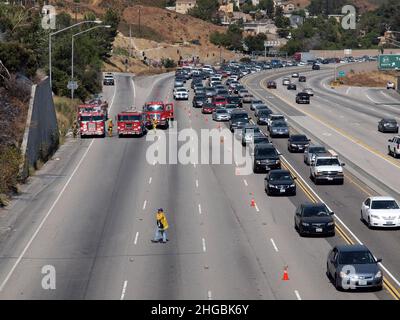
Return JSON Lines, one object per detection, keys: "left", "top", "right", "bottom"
{"left": 361, "top": 196, "right": 400, "bottom": 228}
{"left": 303, "top": 88, "right": 314, "bottom": 96}
{"left": 388, "top": 135, "right": 400, "bottom": 158}
{"left": 173, "top": 87, "right": 189, "bottom": 100}
{"left": 387, "top": 81, "right": 395, "bottom": 90}
{"left": 292, "top": 73, "right": 299, "bottom": 78}
{"left": 282, "top": 78, "right": 291, "bottom": 86}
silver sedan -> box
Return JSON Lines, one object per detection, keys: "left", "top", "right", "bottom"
{"left": 212, "top": 109, "right": 230, "bottom": 121}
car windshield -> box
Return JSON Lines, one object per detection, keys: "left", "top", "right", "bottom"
{"left": 385, "top": 120, "right": 397, "bottom": 124}
{"left": 216, "top": 109, "right": 227, "bottom": 114}
{"left": 271, "top": 121, "right": 287, "bottom": 127}
{"left": 259, "top": 110, "right": 272, "bottom": 116}
{"left": 214, "top": 97, "right": 226, "bottom": 102}
{"left": 177, "top": 88, "right": 186, "bottom": 92}
{"left": 371, "top": 200, "right": 399, "bottom": 210}
{"left": 228, "top": 97, "right": 240, "bottom": 102}
{"left": 232, "top": 113, "right": 248, "bottom": 120}
{"left": 145, "top": 104, "right": 164, "bottom": 111}
{"left": 291, "top": 135, "right": 308, "bottom": 142}
{"left": 256, "top": 147, "right": 277, "bottom": 157}
{"left": 302, "top": 205, "right": 329, "bottom": 217}
{"left": 271, "top": 116, "right": 284, "bottom": 121}
{"left": 81, "top": 115, "right": 103, "bottom": 121}
{"left": 309, "top": 147, "right": 326, "bottom": 153}
{"left": 245, "top": 127, "right": 261, "bottom": 134}
{"left": 338, "top": 251, "right": 376, "bottom": 265}
{"left": 196, "top": 95, "right": 206, "bottom": 99}
{"left": 118, "top": 115, "right": 141, "bottom": 121}
{"left": 270, "top": 173, "right": 292, "bottom": 181}
{"left": 316, "top": 158, "right": 340, "bottom": 166}
{"left": 253, "top": 100, "right": 263, "bottom": 104}
{"left": 254, "top": 137, "right": 269, "bottom": 143}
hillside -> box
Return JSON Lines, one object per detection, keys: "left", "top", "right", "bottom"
{"left": 52, "top": 1, "right": 236, "bottom": 71}
{"left": 286, "top": 0, "right": 388, "bottom": 12}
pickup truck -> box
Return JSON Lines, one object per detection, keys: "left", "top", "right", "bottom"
{"left": 310, "top": 155, "right": 345, "bottom": 185}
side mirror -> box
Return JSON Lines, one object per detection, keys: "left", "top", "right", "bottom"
{"left": 330, "top": 211, "right": 334, "bottom": 215}
{"left": 388, "top": 139, "right": 392, "bottom": 142}
{"left": 293, "top": 177, "right": 297, "bottom": 180}
{"left": 277, "top": 152, "right": 282, "bottom": 156}
{"left": 341, "top": 163, "right": 345, "bottom": 166}
{"left": 376, "top": 258, "right": 383, "bottom": 263}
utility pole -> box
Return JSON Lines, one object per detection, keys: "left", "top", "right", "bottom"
{"left": 129, "top": 24, "right": 132, "bottom": 57}
{"left": 138, "top": 7, "right": 141, "bottom": 37}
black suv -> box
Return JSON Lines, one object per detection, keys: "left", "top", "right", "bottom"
{"left": 378, "top": 118, "right": 399, "bottom": 133}
{"left": 253, "top": 143, "right": 281, "bottom": 173}
{"left": 265, "top": 169, "right": 296, "bottom": 196}
{"left": 288, "top": 134, "right": 310, "bottom": 152}
{"left": 229, "top": 110, "right": 249, "bottom": 132}
{"left": 296, "top": 92, "right": 310, "bottom": 104}
{"left": 294, "top": 203, "right": 335, "bottom": 237}
{"left": 227, "top": 96, "right": 242, "bottom": 108}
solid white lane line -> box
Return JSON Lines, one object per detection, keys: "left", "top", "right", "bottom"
{"left": 134, "top": 232, "right": 139, "bottom": 245}
{"left": 0, "top": 139, "right": 95, "bottom": 292}
{"left": 120, "top": 280, "right": 128, "bottom": 300}
{"left": 148, "top": 177, "right": 152, "bottom": 184}
{"left": 195, "top": 179, "right": 199, "bottom": 188}
{"left": 0, "top": 75, "right": 124, "bottom": 292}
{"left": 243, "top": 179, "right": 248, "bottom": 186}
{"left": 294, "top": 290, "right": 302, "bottom": 300}
{"left": 279, "top": 152, "right": 400, "bottom": 288}
{"left": 207, "top": 290, "right": 212, "bottom": 300}
{"left": 202, "top": 238, "right": 207, "bottom": 252}
{"left": 198, "top": 204, "right": 202, "bottom": 214}
{"left": 254, "top": 203, "right": 260, "bottom": 213}
{"left": 143, "top": 200, "right": 147, "bottom": 210}
{"left": 270, "top": 238, "right": 279, "bottom": 252}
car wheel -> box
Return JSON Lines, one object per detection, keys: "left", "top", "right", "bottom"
{"left": 367, "top": 216, "right": 373, "bottom": 229}
{"left": 298, "top": 226, "right": 305, "bottom": 237}
{"left": 326, "top": 264, "right": 331, "bottom": 280}
{"left": 388, "top": 147, "right": 393, "bottom": 156}
{"left": 335, "top": 275, "right": 342, "bottom": 291}
{"left": 292, "top": 190, "right": 296, "bottom": 196}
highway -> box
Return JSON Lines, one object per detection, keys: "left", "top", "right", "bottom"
{"left": 0, "top": 68, "right": 398, "bottom": 300}
{"left": 243, "top": 65, "right": 400, "bottom": 300}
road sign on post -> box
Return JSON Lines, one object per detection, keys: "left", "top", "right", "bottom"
{"left": 67, "top": 81, "right": 78, "bottom": 90}
{"left": 378, "top": 54, "right": 400, "bottom": 70}
{"left": 338, "top": 71, "right": 346, "bottom": 78}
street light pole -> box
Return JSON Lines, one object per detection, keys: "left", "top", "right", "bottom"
{"left": 71, "top": 25, "right": 111, "bottom": 100}
{"left": 49, "top": 20, "right": 102, "bottom": 89}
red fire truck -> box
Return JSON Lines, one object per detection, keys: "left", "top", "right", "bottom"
{"left": 142, "top": 101, "right": 174, "bottom": 129}
{"left": 117, "top": 110, "right": 147, "bottom": 137}
{"left": 79, "top": 111, "right": 106, "bottom": 137}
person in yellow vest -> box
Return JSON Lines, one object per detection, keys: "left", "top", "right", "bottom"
{"left": 152, "top": 208, "right": 169, "bottom": 243}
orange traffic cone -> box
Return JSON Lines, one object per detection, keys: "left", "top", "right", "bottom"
{"left": 250, "top": 198, "right": 255, "bottom": 207}
{"left": 282, "top": 266, "right": 289, "bottom": 281}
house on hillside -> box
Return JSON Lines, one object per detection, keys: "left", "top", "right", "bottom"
{"left": 175, "top": 0, "right": 197, "bottom": 14}
{"left": 273, "top": 0, "right": 296, "bottom": 14}
{"left": 243, "top": 19, "right": 277, "bottom": 35}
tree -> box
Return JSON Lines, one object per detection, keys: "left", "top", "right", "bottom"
{"left": 188, "top": 0, "right": 219, "bottom": 23}
{"left": 258, "top": 0, "right": 274, "bottom": 18}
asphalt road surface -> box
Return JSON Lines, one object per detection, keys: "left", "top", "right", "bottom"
{"left": 0, "top": 69, "right": 398, "bottom": 299}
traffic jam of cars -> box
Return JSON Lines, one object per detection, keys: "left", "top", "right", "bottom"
{"left": 170, "top": 59, "right": 400, "bottom": 293}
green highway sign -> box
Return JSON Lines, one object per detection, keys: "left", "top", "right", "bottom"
{"left": 378, "top": 54, "right": 400, "bottom": 70}
{"left": 338, "top": 71, "right": 346, "bottom": 77}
